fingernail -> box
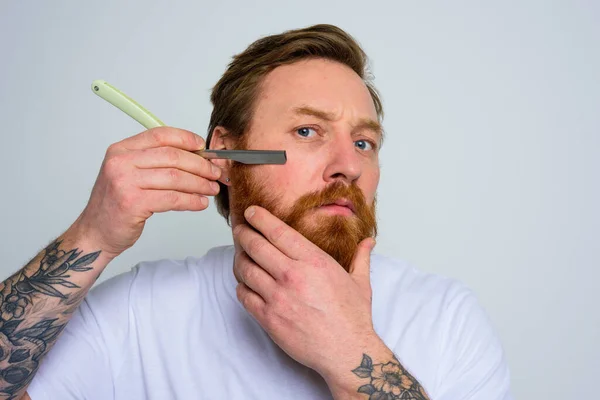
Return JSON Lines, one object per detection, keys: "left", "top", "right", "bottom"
{"left": 197, "top": 135, "right": 206, "bottom": 149}
{"left": 211, "top": 182, "right": 220, "bottom": 192}
{"left": 245, "top": 206, "right": 255, "bottom": 219}
{"left": 212, "top": 164, "right": 221, "bottom": 177}
{"left": 200, "top": 196, "right": 208, "bottom": 206}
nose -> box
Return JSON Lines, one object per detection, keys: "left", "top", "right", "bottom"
{"left": 322, "top": 136, "right": 362, "bottom": 184}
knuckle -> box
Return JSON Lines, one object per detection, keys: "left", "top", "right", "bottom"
{"left": 199, "top": 158, "right": 215, "bottom": 176}
{"left": 166, "top": 168, "right": 181, "bottom": 181}
{"left": 238, "top": 288, "right": 253, "bottom": 311}
{"left": 269, "top": 225, "right": 287, "bottom": 244}
{"left": 235, "top": 284, "right": 246, "bottom": 304}
{"left": 119, "top": 189, "right": 138, "bottom": 211}
{"left": 106, "top": 164, "right": 129, "bottom": 189}
{"left": 271, "top": 290, "right": 286, "bottom": 309}
{"left": 188, "top": 132, "right": 203, "bottom": 148}
{"left": 238, "top": 252, "right": 251, "bottom": 271}
{"left": 208, "top": 180, "right": 221, "bottom": 195}
{"left": 161, "top": 147, "right": 180, "bottom": 164}
{"left": 106, "top": 143, "right": 119, "bottom": 156}
{"left": 243, "top": 265, "right": 258, "bottom": 284}
{"left": 192, "top": 194, "right": 208, "bottom": 210}
{"left": 104, "top": 154, "right": 124, "bottom": 175}
{"left": 248, "top": 238, "right": 265, "bottom": 254}
{"left": 196, "top": 177, "right": 212, "bottom": 195}
{"left": 281, "top": 269, "right": 297, "bottom": 286}
{"left": 171, "top": 194, "right": 187, "bottom": 211}
{"left": 242, "top": 297, "right": 252, "bottom": 311}
{"left": 233, "top": 255, "right": 243, "bottom": 273}
{"left": 149, "top": 128, "right": 165, "bottom": 144}
{"left": 164, "top": 190, "right": 180, "bottom": 205}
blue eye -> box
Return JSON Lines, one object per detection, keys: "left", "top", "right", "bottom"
{"left": 355, "top": 140, "right": 374, "bottom": 151}
{"left": 297, "top": 127, "right": 317, "bottom": 138}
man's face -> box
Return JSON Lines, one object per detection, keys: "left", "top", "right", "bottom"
{"left": 229, "top": 58, "right": 381, "bottom": 271}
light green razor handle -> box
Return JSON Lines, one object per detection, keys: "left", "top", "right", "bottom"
{"left": 91, "top": 80, "right": 165, "bottom": 129}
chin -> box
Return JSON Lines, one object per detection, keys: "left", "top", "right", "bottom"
{"left": 301, "top": 211, "right": 354, "bottom": 229}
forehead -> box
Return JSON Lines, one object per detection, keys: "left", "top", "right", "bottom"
{"left": 254, "top": 58, "right": 379, "bottom": 121}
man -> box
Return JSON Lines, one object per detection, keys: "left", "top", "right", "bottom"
{"left": 0, "top": 24, "right": 512, "bottom": 399}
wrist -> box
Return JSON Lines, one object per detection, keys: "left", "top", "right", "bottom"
{"left": 322, "top": 334, "right": 430, "bottom": 400}
{"left": 65, "top": 217, "right": 117, "bottom": 266}
{"left": 319, "top": 332, "right": 392, "bottom": 396}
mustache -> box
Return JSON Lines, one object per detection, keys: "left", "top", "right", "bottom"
{"left": 293, "top": 181, "right": 369, "bottom": 214}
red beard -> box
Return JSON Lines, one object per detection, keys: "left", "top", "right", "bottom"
{"left": 229, "top": 161, "right": 377, "bottom": 272}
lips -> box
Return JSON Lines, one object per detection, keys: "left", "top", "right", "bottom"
{"left": 322, "top": 198, "right": 356, "bottom": 214}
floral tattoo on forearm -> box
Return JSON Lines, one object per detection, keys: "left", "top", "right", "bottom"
{"left": 0, "top": 240, "right": 100, "bottom": 399}
{"left": 352, "top": 354, "right": 429, "bottom": 400}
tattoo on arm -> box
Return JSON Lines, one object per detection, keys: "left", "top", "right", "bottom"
{"left": 352, "top": 354, "right": 430, "bottom": 400}
{"left": 0, "top": 239, "right": 100, "bottom": 399}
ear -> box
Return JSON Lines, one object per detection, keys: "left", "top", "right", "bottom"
{"left": 208, "top": 126, "right": 235, "bottom": 186}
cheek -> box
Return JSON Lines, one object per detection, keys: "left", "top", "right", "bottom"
{"left": 260, "top": 155, "right": 321, "bottom": 203}
{"left": 362, "top": 168, "right": 380, "bottom": 204}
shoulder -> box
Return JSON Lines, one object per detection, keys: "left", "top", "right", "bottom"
{"left": 369, "top": 252, "right": 500, "bottom": 349}
{"left": 369, "top": 252, "right": 474, "bottom": 311}
{"left": 69, "top": 246, "right": 232, "bottom": 359}
{"left": 370, "top": 253, "right": 512, "bottom": 396}
{"left": 78, "top": 245, "right": 233, "bottom": 336}
{"left": 89, "top": 245, "right": 232, "bottom": 303}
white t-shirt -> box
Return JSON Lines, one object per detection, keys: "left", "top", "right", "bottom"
{"left": 27, "top": 245, "right": 512, "bottom": 399}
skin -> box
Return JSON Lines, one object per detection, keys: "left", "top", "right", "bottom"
{"left": 6, "top": 58, "right": 429, "bottom": 399}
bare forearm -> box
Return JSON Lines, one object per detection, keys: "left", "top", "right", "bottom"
{"left": 324, "top": 335, "right": 430, "bottom": 400}
{"left": 0, "top": 223, "right": 111, "bottom": 399}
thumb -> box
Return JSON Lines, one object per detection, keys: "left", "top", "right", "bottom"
{"left": 349, "top": 237, "right": 376, "bottom": 295}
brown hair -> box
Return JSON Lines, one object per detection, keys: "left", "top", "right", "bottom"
{"left": 206, "top": 23, "right": 383, "bottom": 223}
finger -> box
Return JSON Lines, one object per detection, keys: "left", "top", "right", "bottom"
{"left": 349, "top": 238, "right": 376, "bottom": 300}
{"left": 132, "top": 146, "right": 222, "bottom": 181}
{"left": 136, "top": 168, "right": 220, "bottom": 196}
{"left": 118, "top": 126, "right": 205, "bottom": 152}
{"left": 143, "top": 190, "right": 209, "bottom": 213}
{"left": 242, "top": 206, "right": 313, "bottom": 261}
{"left": 233, "top": 251, "right": 278, "bottom": 300}
{"left": 234, "top": 224, "right": 289, "bottom": 281}
{"left": 236, "top": 282, "right": 266, "bottom": 321}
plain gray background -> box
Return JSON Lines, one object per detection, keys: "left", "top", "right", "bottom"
{"left": 1, "top": 1, "right": 598, "bottom": 399}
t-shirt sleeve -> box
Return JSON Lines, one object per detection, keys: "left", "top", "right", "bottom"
{"left": 435, "top": 284, "right": 514, "bottom": 400}
{"left": 26, "top": 268, "right": 136, "bottom": 400}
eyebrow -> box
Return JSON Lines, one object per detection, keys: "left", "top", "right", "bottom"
{"left": 293, "top": 105, "right": 384, "bottom": 144}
